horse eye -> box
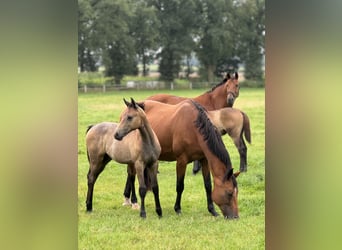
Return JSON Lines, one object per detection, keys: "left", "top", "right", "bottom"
{"left": 127, "top": 116, "right": 133, "bottom": 121}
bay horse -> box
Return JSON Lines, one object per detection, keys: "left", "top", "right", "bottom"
{"left": 192, "top": 108, "right": 252, "bottom": 173}
{"left": 147, "top": 72, "right": 239, "bottom": 109}
{"left": 147, "top": 72, "right": 243, "bottom": 173}
{"left": 123, "top": 99, "right": 240, "bottom": 219}
{"left": 85, "top": 98, "right": 162, "bottom": 218}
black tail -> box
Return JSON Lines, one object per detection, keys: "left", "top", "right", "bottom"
{"left": 85, "top": 125, "right": 94, "bottom": 163}
{"left": 86, "top": 125, "right": 94, "bottom": 134}
{"left": 241, "top": 112, "right": 251, "bottom": 144}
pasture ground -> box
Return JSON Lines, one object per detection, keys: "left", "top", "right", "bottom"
{"left": 78, "top": 88, "right": 265, "bottom": 249}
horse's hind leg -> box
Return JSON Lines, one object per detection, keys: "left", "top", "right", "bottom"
{"left": 235, "top": 137, "right": 247, "bottom": 172}
{"left": 192, "top": 160, "right": 202, "bottom": 175}
{"left": 174, "top": 159, "right": 187, "bottom": 214}
{"left": 123, "top": 164, "right": 138, "bottom": 208}
{"left": 149, "top": 162, "right": 162, "bottom": 217}
{"left": 200, "top": 159, "right": 218, "bottom": 216}
{"left": 86, "top": 154, "right": 110, "bottom": 211}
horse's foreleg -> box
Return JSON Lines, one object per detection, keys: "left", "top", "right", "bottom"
{"left": 201, "top": 159, "right": 218, "bottom": 216}
{"left": 174, "top": 159, "right": 187, "bottom": 214}
{"left": 149, "top": 162, "right": 162, "bottom": 217}
{"left": 136, "top": 162, "right": 147, "bottom": 218}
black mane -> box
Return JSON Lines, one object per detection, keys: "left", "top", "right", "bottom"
{"left": 191, "top": 100, "right": 232, "bottom": 169}
{"left": 206, "top": 77, "right": 228, "bottom": 93}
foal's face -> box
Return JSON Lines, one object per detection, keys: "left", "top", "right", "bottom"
{"left": 225, "top": 73, "right": 240, "bottom": 107}
{"left": 114, "top": 107, "right": 142, "bottom": 141}
{"left": 212, "top": 171, "right": 240, "bottom": 219}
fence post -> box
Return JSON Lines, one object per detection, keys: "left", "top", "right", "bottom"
{"left": 84, "top": 85, "right": 87, "bottom": 93}
{"left": 170, "top": 82, "right": 174, "bottom": 90}
{"left": 189, "top": 82, "right": 192, "bottom": 89}
{"left": 103, "top": 84, "right": 106, "bottom": 93}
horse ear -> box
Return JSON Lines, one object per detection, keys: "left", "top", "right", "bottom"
{"left": 226, "top": 168, "right": 233, "bottom": 180}
{"left": 234, "top": 72, "right": 238, "bottom": 79}
{"left": 234, "top": 171, "right": 240, "bottom": 178}
{"left": 130, "top": 97, "right": 138, "bottom": 109}
{"left": 227, "top": 73, "right": 231, "bottom": 79}
{"left": 123, "top": 98, "right": 130, "bottom": 107}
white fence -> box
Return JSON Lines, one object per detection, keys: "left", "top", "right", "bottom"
{"left": 78, "top": 81, "right": 214, "bottom": 93}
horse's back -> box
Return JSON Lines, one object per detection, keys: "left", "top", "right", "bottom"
{"left": 86, "top": 122, "right": 141, "bottom": 164}
{"left": 143, "top": 100, "right": 201, "bottom": 161}
{"left": 147, "top": 93, "right": 187, "bottom": 104}
{"left": 86, "top": 122, "right": 117, "bottom": 144}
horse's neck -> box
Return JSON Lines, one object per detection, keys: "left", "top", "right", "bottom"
{"left": 194, "top": 85, "right": 226, "bottom": 110}
{"left": 138, "top": 115, "right": 159, "bottom": 150}
{"left": 206, "top": 156, "right": 229, "bottom": 181}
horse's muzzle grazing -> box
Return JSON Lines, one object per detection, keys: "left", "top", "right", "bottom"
{"left": 225, "top": 215, "right": 239, "bottom": 220}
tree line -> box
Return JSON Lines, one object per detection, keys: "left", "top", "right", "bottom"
{"left": 78, "top": 0, "right": 265, "bottom": 85}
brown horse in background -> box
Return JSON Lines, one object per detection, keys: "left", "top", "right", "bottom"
{"left": 148, "top": 72, "right": 239, "bottom": 109}
{"left": 85, "top": 98, "right": 162, "bottom": 218}
{"left": 123, "top": 99, "right": 240, "bottom": 219}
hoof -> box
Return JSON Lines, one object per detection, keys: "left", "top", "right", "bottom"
{"left": 140, "top": 211, "right": 146, "bottom": 218}
{"left": 122, "top": 197, "right": 132, "bottom": 206}
{"left": 132, "top": 203, "right": 140, "bottom": 210}
{"left": 175, "top": 209, "right": 182, "bottom": 215}
{"left": 156, "top": 208, "right": 162, "bottom": 217}
{"left": 240, "top": 165, "right": 247, "bottom": 172}
{"left": 208, "top": 204, "right": 218, "bottom": 216}
{"left": 210, "top": 211, "right": 219, "bottom": 217}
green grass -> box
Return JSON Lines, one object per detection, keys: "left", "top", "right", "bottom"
{"left": 78, "top": 88, "right": 265, "bottom": 249}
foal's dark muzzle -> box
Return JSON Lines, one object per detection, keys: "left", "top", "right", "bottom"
{"left": 114, "top": 132, "right": 123, "bottom": 141}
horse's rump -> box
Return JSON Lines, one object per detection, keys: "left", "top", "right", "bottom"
{"left": 241, "top": 112, "right": 251, "bottom": 144}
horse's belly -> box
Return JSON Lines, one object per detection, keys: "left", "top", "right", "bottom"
{"left": 158, "top": 152, "right": 176, "bottom": 161}
{"left": 108, "top": 141, "right": 135, "bottom": 164}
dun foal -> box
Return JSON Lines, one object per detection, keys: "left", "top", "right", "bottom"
{"left": 85, "top": 98, "right": 162, "bottom": 218}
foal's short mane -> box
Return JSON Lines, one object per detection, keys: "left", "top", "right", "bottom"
{"left": 190, "top": 100, "right": 232, "bottom": 169}
{"left": 206, "top": 77, "right": 228, "bottom": 93}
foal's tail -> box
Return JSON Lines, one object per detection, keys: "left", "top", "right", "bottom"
{"left": 241, "top": 112, "right": 251, "bottom": 144}
{"left": 85, "top": 125, "right": 94, "bottom": 163}
{"left": 86, "top": 125, "right": 94, "bottom": 134}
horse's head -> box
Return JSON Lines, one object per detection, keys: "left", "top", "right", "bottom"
{"left": 114, "top": 98, "right": 145, "bottom": 141}
{"left": 211, "top": 168, "right": 240, "bottom": 219}
{"left": 225, "top": 72, "right": 240, "bottom": 107}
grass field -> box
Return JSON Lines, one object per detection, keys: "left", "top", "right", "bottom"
{"left": 78, "top": 88, "right": 265, "bottom": 249}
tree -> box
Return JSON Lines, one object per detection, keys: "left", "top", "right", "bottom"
{"left": 236, "top": 0, "right": 265, "bottom": 80}
{"left": 78, "top": 0, "right": 97, "bottom": 72}
{"left": 130, "top": 0, "right": 160, "bottom": 76}
{"left": 91, "top": 0, "right": 137, "bottom": 84}
{"left": 149, "top": 0, "right": 198, "bottom": 84}
{"left": 195, "top": 0, "right": 236, "bottom": 83}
